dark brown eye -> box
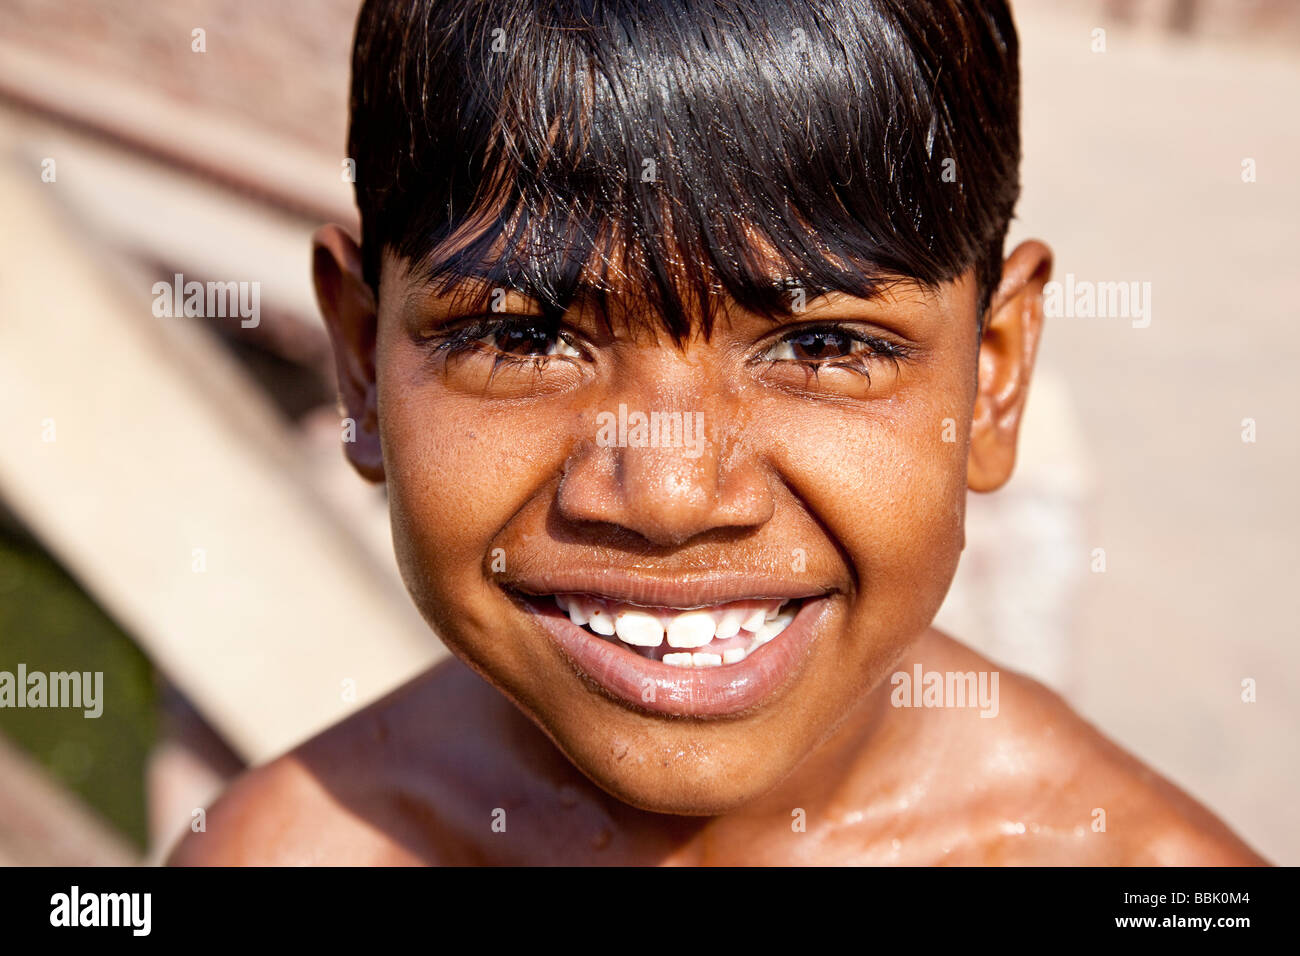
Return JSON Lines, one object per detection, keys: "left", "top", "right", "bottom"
{"left": 766, "top": 329, "right": 861, "bottom": 362}
{"left": 471, "top": 320, "right": 582, "bottom": 358}
{"left": 424, "top": 315, "right": 585, "bottom": 365}
{"left": 495, "top": 324, "right": 556, "bottom": 355}
{"left": 795, "top": 330, "right": 850, "bottom": 359}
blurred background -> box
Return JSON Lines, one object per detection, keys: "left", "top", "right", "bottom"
{"left": 0, "top": 0, "right": 1295, "bottom": 864}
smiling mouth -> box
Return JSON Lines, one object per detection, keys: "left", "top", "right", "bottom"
{"left": 513, "top": 580, "right": 832, "bottom": 717}
{"left": 551, "top": 594, "right": 802, "bottom": 667}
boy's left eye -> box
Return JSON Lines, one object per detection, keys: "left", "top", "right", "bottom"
{"left": 764, "top": 329, "right": 860, "bottom": 362}
{"left": 760, "top": 326, "right": 898, "bottom": 364}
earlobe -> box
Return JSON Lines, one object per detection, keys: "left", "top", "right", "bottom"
{"left": 967, "top": 239, "right": 1052, "bottom": 493}
{"left": 311, "top": 224, "right": 385, "bottom": 483}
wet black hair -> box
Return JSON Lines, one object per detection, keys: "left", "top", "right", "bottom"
{"left": 348, "top": 0, "right": 1021, "bottom": 337}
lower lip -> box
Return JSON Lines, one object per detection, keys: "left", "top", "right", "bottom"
{"left": 520, "top": 595, "right": 832, "bottom": 718}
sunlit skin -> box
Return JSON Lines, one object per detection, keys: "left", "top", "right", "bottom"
{"left": 169, "top": 230, "right": 1267, "bottom": 865}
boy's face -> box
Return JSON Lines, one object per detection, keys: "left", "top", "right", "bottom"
{"left": 313, "top": 230, "right": 1049, "bottom": 814}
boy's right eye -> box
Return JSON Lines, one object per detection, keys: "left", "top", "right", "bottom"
{"left": 485, "top": 320, "right": 585, "bottom": 358}
{"left": 425, "top": 316, "right": 585, "bottom": 361}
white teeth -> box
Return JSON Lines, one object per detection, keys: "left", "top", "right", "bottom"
{"left": 559, "top": 594, "right": 803, "bottom": 661}
{"left": 666, "top": 610, "right": 717, "bottom": 648}
{"left": 615, "top": 610, "right": 665, "bottom": 647}
{"left": 715, "top": 608, "right": 745, "bottom": 639}
{"left": 587, "top": 607, "right": 616, "bottom": 636}
{"left": 565, "top": 597, "right": 589, "bottom": 627}
{"left": 753, "top": 611, "right": 796, "bottom": 646}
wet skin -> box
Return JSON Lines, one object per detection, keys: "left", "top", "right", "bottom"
{"left": 170, "top": 233, "right": 1267, "bottom": 865}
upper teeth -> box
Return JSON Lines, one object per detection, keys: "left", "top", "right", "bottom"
{"left": 666, "top": 611, "right": 715, "bottom": 648}
{"left": 715, "top": 608, "right": 744, "bottom": 639}
{"left": 554, "top": 594, "right": 800, "bottom": 666}
{"left": 587, "top": 607, "right": 616, "bottom": 637}
{"left": 614, "top": 610, "right": 663, "bottom": 647}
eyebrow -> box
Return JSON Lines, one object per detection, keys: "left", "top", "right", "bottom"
{"left": 402, "top": 245, "right": 914, "bottom": 340}
{"left": 416, "top": 265, "right": 845, "bottom": 304}
{"left": 409, "top": 269, "right": 607, "bottom": 314}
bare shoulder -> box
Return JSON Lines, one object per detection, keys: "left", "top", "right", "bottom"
{"left": 167, "top": 659, "right": 506, "bottom": 866}
{"left": 166, "top": 747, "right": 406, "bottom": 865}
{"left": 918, "top": 630, "right": 1270, "bottom": 865}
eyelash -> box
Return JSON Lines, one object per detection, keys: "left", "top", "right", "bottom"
{"left": 423, "top": 316, "right": 584, "bottom": 378}
{"left": 422, "top": 316, "right": 910, "bottom": 380}
{"left": 755, "top": 323, "right": 910, "bottom": 380}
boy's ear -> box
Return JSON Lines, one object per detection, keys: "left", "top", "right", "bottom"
{"left": 312, "top": 224, "right": 384, "bottom": 483}
{"left": 967, "top": 239, "right": 1052, "bottom": 493}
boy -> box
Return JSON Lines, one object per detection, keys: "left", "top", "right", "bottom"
{"left": 172, "top": 0, "right": 1265, "bottom": 864}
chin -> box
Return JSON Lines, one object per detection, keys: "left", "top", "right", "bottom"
{"left": 540, "top": 710, "right": 807, "bottom": 817}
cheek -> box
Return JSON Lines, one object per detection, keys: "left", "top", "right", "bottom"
{"left": 375, "top": 356, "right": 584, "bottom": 628}
{"left": 375, "top": 371, "right": 507, "bottom": 614}
{"left": 772, "top": 388, "right": 970, "bottom": 633}
{"left": 379, "top": 391, "right": 490, "bottom": 609}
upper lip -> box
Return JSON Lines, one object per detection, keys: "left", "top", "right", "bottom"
{"left": 502, "top": 568, "right": 831, "bottom": 609}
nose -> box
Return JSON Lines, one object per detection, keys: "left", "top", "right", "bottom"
{"left": 556, "top": 400, "right": 775, "bottom": 547}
